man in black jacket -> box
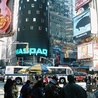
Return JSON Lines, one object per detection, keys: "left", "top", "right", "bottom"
{"left": 60, "top": 75, "right": 87, "bottom": 98}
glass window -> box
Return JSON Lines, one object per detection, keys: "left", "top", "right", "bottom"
{"left": 19, "top": 7, "right": 21, "bottom": 10}
{"left": 26, "top": 18, "right": 29, "bottom": 22}
{"left": 33, "top": 18, "right": 36, "bottom": 22}
{"left": 28, "top": 10, "right": 31, "bottom": 14}
{"left": 17, "top": 28, "right": 20, "bottom": 31}
{"left": 45, "top": 28, "right": 47, "bottom": 32}
{"left": 38, "top": 26, "right": 42, "bottom": 30}
{"left": 31, "top": 4, "right": 34, "bottom": 7}
{"left": 27, "top": 0, "right": 29, "bottom": 2}
{"left": 36, "top": 10, "right": 40, "bottom": 14}
{"left": 30, "top": 26, "right": 34, "bottom": 30}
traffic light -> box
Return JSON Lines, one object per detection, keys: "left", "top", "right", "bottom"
{"left": 26, "top": 44, "right": 29, "bottom": 51}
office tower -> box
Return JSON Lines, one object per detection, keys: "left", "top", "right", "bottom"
{"left": 16, "top": 0, "right": 49, "bottom": 64}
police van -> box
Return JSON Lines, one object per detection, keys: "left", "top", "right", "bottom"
{"left": 4, "top": 66, "right": 30, "bottom": 84}
{"left": 47, "top": 66, "right": 74, "bottom": 84}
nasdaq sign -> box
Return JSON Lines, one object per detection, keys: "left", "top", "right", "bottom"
{"left": 16, "top": 48, "right": 48, "bottom": 56}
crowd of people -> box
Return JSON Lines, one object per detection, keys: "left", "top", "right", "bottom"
{"left": 4, "top": 74, "right": 87, "bottom": 98}
{"left": 84, "top": 73, "right": 98, "bottom": 92}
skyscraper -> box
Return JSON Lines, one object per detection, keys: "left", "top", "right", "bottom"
{"left": 16, "top": 0, "right": 49, "bottom": 64}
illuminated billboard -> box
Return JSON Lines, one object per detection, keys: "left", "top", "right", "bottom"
{"left": 73, "top": 8, "right": 91, "bottom": 39}
{"left": 73, "top": 8, "right": 97, "bottom": 39}
{"left": 16, "top": 0, "right": 49, "bottom": 57}
{"left": 77, "top": 42, "right": 93, "bottom": 60}
{"left": 75, "top": 0, "right": 91, "bottom": 11}
{"left": 0, "top": 0, "right": 11, "bottom": 34}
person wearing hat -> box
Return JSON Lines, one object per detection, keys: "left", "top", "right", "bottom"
{"left": 60, "top": 75, "right": 87, "bottom": 98}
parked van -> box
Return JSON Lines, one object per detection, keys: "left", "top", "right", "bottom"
{"left": 4, "top": 66, "right": 30, "bottom": 84}
{"left": 47, "top": 66, "right": 74, "bottom": 84}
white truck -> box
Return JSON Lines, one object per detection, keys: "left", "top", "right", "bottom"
{"left": 4, "top": 66, "right": 30, "bottom": 84}
{"left": 47, "top": 66, "right": 74, "bottom": 84}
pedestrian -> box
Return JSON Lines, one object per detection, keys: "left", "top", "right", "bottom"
{"left": 20, "top": 80, "right": 31, "bottom": 98}
{"left": 60, "top": 75, "right": 87, "bottom": 98}
{"left": 93, "top": 77, "right": 97, "bottom": 87}
{"left": 31, "top": 79, "right": 45, "bottom": 98}
{"left": 12, "top": 80, "right": 18, "bottom": 98}
{"left": 85, "top": 73, "right": 91, "bottom": 91}
{"left": 44, "top": 75, "right": 60, "bottom": 98}
{"left": 43, "top": 75, "right": 49, "bottom": 84}
{"left": 4, "top": 78, "right": 13, "bottom": 98}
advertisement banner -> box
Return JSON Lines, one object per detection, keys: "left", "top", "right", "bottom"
{"left": 75, "top": 0, "right": 91, "bottom": 10}
{"left": 77, "top": 42, "right": 93, "bottom": 60}
{"left": 73, "top": 8, "right": 97, "bottom": 39}
{"left": 73, "top": 8, "right": 91, "bottom": 39}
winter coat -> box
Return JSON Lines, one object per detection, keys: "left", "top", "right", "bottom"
{"left": 60, "top": 83, "right": 87, "bottom": 98}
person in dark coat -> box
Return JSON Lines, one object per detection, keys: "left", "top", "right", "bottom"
{"left": 60, "top": 75, "right": 87, "bottom": 98}
{"left": 31, "top": 79, "right": 45, "bottom": 98}
{"left": 4, "top": 78, "right": 13, "bottom": 98}
{"left": 44, "top": 75, "right": 60, "bottom": 98}
{"left": 20, "top": 80, "right": 31, "bottom": 98}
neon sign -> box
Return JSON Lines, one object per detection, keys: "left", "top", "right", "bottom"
{"left": 16, "top": 48, "right": 48, "bottom": 56}
{"left": 0, "top": 0, "right": 11, "bottom": 34}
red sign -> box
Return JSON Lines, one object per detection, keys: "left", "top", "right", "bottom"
{"left": 75, "top": 0, "right": 91, "bottom": 11}
{"left": 0, "top": 0, "right": 11, "bottom": 34}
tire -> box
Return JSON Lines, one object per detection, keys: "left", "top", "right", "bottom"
{"left": 15, "top": 78, "right": 22, "bottom": 85}
{"left": 59, "top": 77, "right": 66, "bottom": 84}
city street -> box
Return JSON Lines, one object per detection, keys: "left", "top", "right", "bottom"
{"left": 0, "top": 82, "right": 86, "bottom": 98}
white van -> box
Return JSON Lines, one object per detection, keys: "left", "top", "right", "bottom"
{"left": 47, "top": 66, "right": 74, "bottom": 84}
{"left": 4, "top": 66, "right": 30, "bottom": 84}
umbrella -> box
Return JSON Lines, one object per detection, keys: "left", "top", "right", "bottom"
{"left": 29, "top": 63, "right": 51, "bottom": 72}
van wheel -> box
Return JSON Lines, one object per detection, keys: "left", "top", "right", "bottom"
{"left": 15, "top": 78, "right": 22, "bottom": 85}
{"left": 59, "top": 78, "right": 66, "bottom": 84}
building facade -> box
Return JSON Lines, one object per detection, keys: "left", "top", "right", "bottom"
{"left": 73, "top": 0, "right": 98, "bottom": 71}
{"left": 16, "top": 0, "right": 49, "bottom": 65}
{"left": 48, "top": 0, "right": 75, "bottom": 65}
